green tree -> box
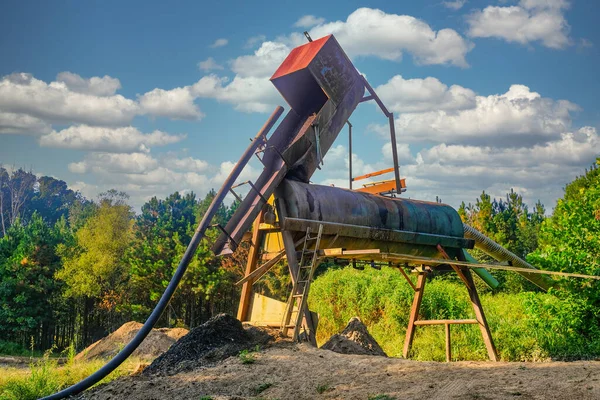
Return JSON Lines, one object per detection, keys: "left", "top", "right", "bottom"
{"left": 57, "top": 191, "right": 133, "bottom": 298}
{"left": 528, "top": 158, "right": 600, "bottom": 339}
{"left": 0, "top": 213, "right": 71, "bottom": 349}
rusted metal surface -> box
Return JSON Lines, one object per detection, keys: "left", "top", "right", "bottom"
{"left": 276, "top": 180, "right": 468, "bottom": 258}
{"left": 278, "top": 179, "right": 464, "bottom": 236}
{"left": 282, "top": 218, "right": 474, "bottom": 250}
{"left": 213, "top": 35, "right": 364, "bottom": 255}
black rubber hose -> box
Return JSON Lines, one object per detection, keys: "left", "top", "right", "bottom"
{"left": 41, "top": 106, "right": 284, "bottom": 400}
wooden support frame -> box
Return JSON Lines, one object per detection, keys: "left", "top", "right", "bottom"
{"left": 401, "top": 245, "right": 499, "bottom": 362}
{"left": 237, "top": 209, "right": 265, "bottom": 321}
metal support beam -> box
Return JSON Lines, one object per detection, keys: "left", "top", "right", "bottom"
{"left": 348, "top": 121, "right": 353, "bottom": 190}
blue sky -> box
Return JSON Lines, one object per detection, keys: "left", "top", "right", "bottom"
{"left": 0, "top": 0, "right": 598, "bottom": 211}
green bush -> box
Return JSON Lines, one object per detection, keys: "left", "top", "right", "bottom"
{"left": 309, "top": 266, "right": 600, "bottom": 361}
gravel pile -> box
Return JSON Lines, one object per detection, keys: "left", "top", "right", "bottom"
{"left": 144, "top": 313, "right": 272, "bottom": 376}
{"left": 321, "top": 317, "right": 387, "bottom": 357}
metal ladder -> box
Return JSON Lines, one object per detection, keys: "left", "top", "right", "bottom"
{"left": 281, "top": 224, "right": 324, "bottom": 341}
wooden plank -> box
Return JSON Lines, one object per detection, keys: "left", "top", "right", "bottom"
{"left": 413, "top": 319, "right": 478, "bottom": 326}
{"left": 355, "top": 180, "right": 396, "bottom": 195}
{"left": 397, "top": 266, "right": 417, "bottom": 292}
{"left": 464, "top": 268, "right": 498, "bottom": 362}
{"left": 237, "top": 210, "right": 264, "bottom": 321}
{"left": 352, "top": 167, "right": 395, "bottom": 181}
{"left": 402, "top": 272, "right": 426, "bottom": 358}
{"left": 325, "top": 250, "right": 600, "bottom": 281}
{"left": 445, "top": 323, "right": 451, "bottom": 362}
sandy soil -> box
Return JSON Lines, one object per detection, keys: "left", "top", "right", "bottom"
{"left": 75, "top": 322, "right": 188, "bottom": 362}
{"left": 81, "top": 341, "right": 600, "bottom": 400}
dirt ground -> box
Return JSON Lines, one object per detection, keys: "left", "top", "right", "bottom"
{"left": 81, "top": 341, "right": 600, "bottom": 400}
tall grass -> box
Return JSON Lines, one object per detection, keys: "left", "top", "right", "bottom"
{"left": 0, "top": 345, "right": 140, "bottom": 400}
{"left": 309, "top": 266, "right": 600, "bottom": 361}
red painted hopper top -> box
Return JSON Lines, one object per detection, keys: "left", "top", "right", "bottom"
{"left": 270, "top": 35, "right": 332, "bottom": 80}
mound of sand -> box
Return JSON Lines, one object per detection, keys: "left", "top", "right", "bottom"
{"left": 144, "top": 313, "right": 272, "bottom": 376}
{"left": 321, "top": 317, "right": 387, "bottom": 357}
{"left": 75, "top": 321, "right": 188, "bottom": 362}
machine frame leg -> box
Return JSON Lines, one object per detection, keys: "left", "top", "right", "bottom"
{"left": 236, "top": 210, "right": 265, "bottom": 321}
{"left": 402, "top": 271, "right": 427, "bottom": 358}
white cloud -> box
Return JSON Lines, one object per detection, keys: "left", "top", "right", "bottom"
{"left": 305, "top": 7, "right": 473, "bottom": 67}
{"left": 245, "top": 34, "right": 266, "bottom": 49}
{"left": 467, "top": 0, "right": 571, "bottom": 49}
{"left": 191, "top": 74, "right": 280, "bottom": 113}
{"left": 40, "top": 125, "right": 185, "bottom": 153}
{"left": 56, "top": 71, "right": 121, "bottom": 96}
{"left": 210, "top": 38, "right": 228, "bottom": 48}
{"left": 0, "top": 111, "right": 51, "bottom": 135}
{"left": 294, "top": 15, "right": 325, "bottom": 28}
{"left": 389, "top": 84, "right": 578, "bottom": 146}
{"left": 0, "top": 73, "right": 139, "bottom": 127}
{"left": 138, "top": 86, "right": 204, "bottom": 120}
{"left": 443, "top": 0, "right": 467, "bottom": 10}
{"left": 163, "top": 156, "right": 209, "bottom": 172}
{"left": 230, "top": 41, "right": 291, "bottom": 78}
{"left": 402, "top": 126, "right": 600, "bottom": 208}
{"left": 376, "top": 75, "right": 476, "bottom": 113}
{"left": 197, "top": 57, "right": 224, "bottom": 71}
{"left": 69, "top": 152, "right": 159, "bottom": 174}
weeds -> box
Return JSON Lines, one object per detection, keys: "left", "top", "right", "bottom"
{"left": 316, "top": 383, "right": 332, "bottom": 394}
{"left": 238, "top": 345, "right": 260, "bottom": 365}
{"left": 368, "top": 395, "right": 396, "bottom": 400}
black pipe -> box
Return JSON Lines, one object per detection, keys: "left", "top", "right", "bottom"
{"left": 41, "top": 106, "right": 284, "bottom": 400}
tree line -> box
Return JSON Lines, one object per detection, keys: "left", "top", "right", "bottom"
{"left": 1, "top": 159, "right": 598, "bottom": 354}
{"left": 0, "top": 166, "right": 245, "bottom": 351}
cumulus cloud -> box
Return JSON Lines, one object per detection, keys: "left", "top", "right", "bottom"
{"left": 305, "top": 7, "right": 473, "bottom": 67}
{"left": 163, "top": 156, "right": 209, "bottom": 172}
{"left": 294, "top": 15, "right": 325, "bottom": 28}
{"left": 68, "top": 152, "right": 158, "bottom": 174}
{"left": 40, "top": 125, "right": 185, "bottom": 153}
{"left": 56, "top": 71, "right": 121, "bottom": 96}
{"left": 389, "top": 84, "right": 578, "bottom": 146}
{"left": 210, "top": 38, "right": 228, "bottom": 48}
{"left": 0, "top": 111, "right": 52, "bottom": 135}
{"left": 0, "top": 73, "right": 139, "bottom": 126}
{"left": 443, "top": 0, "right": 467, "bottom": 10}
{"left": 467, "top": 0, "right": 571, "bottom": 49}
{"left": 376, "top": 75, "right": 476, "bottom": 113}
{"left": 230, "top": 41, "right": 291, "bottom": 78}
{"left": 191, "top": 74, "right": 280, "bottom": 113}
{"left": 138, "top": 86, "right": 204, "bottom": 120}
{"left": 402, "top": 126, "right": 600, "bottom": 207}
{"left": 244, "top": 34, "right": 267, "bottom": 49}
{"left": 197, "top": 57, "right": 224, "bottom": 71}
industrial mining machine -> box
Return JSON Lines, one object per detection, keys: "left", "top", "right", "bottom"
{"left": 44, "top": 34, "right": 599, "bottom": 399}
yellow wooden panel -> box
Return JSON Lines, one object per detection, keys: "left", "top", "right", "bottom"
{"left": 248, "top": 293, "right": 287, "bottom": 326}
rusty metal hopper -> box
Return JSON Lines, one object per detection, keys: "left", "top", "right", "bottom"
{"left": 213, "top": 35, "right": 365, "bottom": 255}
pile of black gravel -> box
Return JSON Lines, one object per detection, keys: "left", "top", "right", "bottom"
{"left": 144, "top": 313, "right": 272, "bottom": 376}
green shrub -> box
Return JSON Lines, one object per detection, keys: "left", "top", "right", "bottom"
{"left": 309, "top": 266, "right": 600, "bottom": 361}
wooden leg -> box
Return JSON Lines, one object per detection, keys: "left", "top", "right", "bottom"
{"left": 403, "top": 272, "right": 427, "bottom": 358}
{"left": 236, "top": 210, "right": 264, "bottom": 321}
{"left": 463, "top": 269, "right": 498, "bottom": 361}
{"left": 445, "top": 323, "right": 451, "bottom": 362}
